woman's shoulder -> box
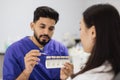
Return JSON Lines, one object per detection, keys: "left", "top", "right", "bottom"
{"left": 73, "top": 61, "right": 114, "bottom": 80}
{"left": 73, "top": 72, "right": 114, "bottom": 80}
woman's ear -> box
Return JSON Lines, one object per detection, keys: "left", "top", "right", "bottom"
{"left": 91, "top": 25, "right": 96, "bottom": 39}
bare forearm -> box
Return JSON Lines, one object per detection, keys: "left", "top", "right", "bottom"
{"left": 16, "top": 69, "right": 31, "bottom": 80}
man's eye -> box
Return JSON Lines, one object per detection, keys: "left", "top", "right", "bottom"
{"left": 40, "top": 26, "right": 45, "bottom": 28}
{"left": 49, "top": 27, "right": 54, "bottom": 31}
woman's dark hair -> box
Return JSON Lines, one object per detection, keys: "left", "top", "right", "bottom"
{"left": 33, "top": 6, "right": 59, "bottom": 23}
{"left": 73, "top": 3, "right": 120, "bottom": 78}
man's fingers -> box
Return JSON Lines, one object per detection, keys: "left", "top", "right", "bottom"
{"left": 63, "top": 62, "right": 74, "bottom": 76}
{"left": 26, "top": 50, "right": 41, "bottom": 58}
{"left": 25, "top": 56, "right": 40, "bottom": 62}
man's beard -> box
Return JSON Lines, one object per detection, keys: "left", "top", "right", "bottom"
{"left": 34, "top": 33, "right": 51, "bottom": 46}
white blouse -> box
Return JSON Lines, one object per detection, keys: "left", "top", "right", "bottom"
{"left": 72, "top": 61, "right": 114, "bottom": 80}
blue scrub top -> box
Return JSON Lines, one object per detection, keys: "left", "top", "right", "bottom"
{"left": 3, "top": 36, "right": 68, "bottom": 80}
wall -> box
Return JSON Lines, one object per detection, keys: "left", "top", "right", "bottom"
{"left": 84, "top": 0, "right": 120, "bottom": 11}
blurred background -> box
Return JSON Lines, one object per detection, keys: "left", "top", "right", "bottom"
{"left": 0, "top": 0, "right": 120, "bottom": 79}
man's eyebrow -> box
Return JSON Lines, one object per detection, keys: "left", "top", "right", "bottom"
{"left": 40, "top": 23, "right": 46, "bottom": 26}
{"left": 50, "top": 26, "right": 55, "bottom": 28}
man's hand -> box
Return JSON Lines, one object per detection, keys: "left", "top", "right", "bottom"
{"left": 24, "top": 50, "right": 41, "bottom": 74}
{"left": 16, "top": 50, "right": 41, "bottom": 80}
{"left": 60, "top": 62, "right": 74, "bottom": 80}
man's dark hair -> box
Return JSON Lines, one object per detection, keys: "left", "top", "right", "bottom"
{"left": 33, "top": 6, "right": 59, "bottom": 23}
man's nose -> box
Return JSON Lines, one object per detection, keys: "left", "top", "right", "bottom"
{"left": 44, "top": 29, "right": 49, "bottom": 34}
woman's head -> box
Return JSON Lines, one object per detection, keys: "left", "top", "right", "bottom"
{"left": 80, "top": 18, "right": 96, "bottom": 53}
{"left": 80, "top": 3, "right": 120, "bottom": 75}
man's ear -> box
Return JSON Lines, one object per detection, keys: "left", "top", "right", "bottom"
{"left": 30, "top": 22, "right": 34, "bottom": 31}
{"left": 91, "top": 25, "right": 96, "bottom": 39}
